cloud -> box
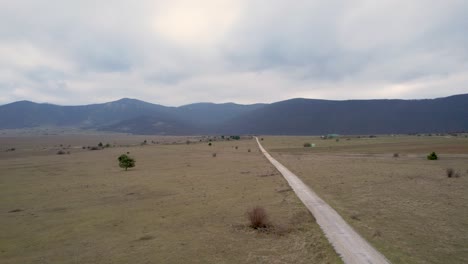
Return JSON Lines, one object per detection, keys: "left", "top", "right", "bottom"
{"left": 0, "top": 0, "right": 467, "bottom": 106}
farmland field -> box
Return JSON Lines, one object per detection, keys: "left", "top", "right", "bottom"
{"left": 0, "top": 134, "right": 340, "bottom": 264}
{"left": 261, "top": 135, "right": 468, "bottom": 264}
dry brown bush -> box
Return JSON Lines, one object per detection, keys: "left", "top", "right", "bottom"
{"left": 247, "top": 206, "right": 269, "bottom": 229}
{"left": 446, "top": 168, "right": 454, "bottom": 178}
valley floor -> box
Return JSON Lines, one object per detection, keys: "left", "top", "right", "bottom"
{"left": 0, "top": 135, "right": 340, "bottom": 264}
{"left": 262, "top": 135, "right": 468, "bottom": 264}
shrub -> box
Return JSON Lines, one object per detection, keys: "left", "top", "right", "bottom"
{"left": 247, "top": 206, "right": 269, "bottom": 229}
{"left": 235, "top": 146, "right": 238, "bottom": 149}
{"left": 303, "top": 142, "right": 312, "bottom": 147}
{"left": 393, "top": 153, "right": 399, "bottom": 158}
{"left": 248, "top": 149, "right": 251, "bottom": 152}
{"left": 427, "top": 152, "right": 438, "bottom": 160}
{"left": 350, "top": 213, "right": 360, "bottom": 221}
{"left": 57, "top": 150, "right": 66, "bottom": 155}
{"left": 208, "top": 142, "right": 212, "bottom": 146}
{"left": 105, "top": 143, "right": 111, "bottom": 148}
{"left": 98, "top": 142, "right": 103, "bottom": 147}
{"left": 446, "top": 168, "right": 454, "bottom": 178}
{"left": 118, "top": 154, "right": 135, "bottom": 171}
{"left": 212, "top": 153, "right": 217, "bottom": 157}
{"left": 89, "top": 146, "right": 101, "bottom": 150}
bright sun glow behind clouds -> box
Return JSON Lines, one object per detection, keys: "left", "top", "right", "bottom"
{"left": 0, "top": 0, "right": 467, "bottom": 105}
{"left": 152, "top": 0, "right": 242, "bottom": 47}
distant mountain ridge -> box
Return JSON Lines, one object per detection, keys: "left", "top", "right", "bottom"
{"left": 222, "top": 95, "right": 468, "bottom": 135}
{"left": 1, "top": 94, "right": 467, "bottom": 135}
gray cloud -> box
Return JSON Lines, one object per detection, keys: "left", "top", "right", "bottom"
{"left": 0, "top": 0, "right": 467, "bottom": 106}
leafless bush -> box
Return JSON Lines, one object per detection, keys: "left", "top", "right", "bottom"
{"left": 350, "top": 213, "right": 361, "bottom": 221}
{"left": 373, "top": 230, "right": 382, "bottom": 238}
{"left": 247, "top": 206, "right": 269, "bottom": 229}
{"left": 89, "top": 146, "right": 102, "bottom": 151}
{"left": 446, "top": 168, "right": 454, "bottom": 178}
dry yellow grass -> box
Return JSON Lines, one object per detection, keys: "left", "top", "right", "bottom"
{"left": 262, "top": 135, "right": 468, "bottom": 264}
{"left": 0, "top": 135, "right": 341, "bottom": 264}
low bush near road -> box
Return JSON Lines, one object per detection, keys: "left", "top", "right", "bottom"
{"left": 247, "top": 206, "right": 269, "bottom": 229}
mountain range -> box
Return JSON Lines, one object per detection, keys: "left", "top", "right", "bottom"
{"left": 1, "top": 94, "right": 467, "bottom": 135}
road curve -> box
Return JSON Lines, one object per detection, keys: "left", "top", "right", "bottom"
{"left": 255, "top": 137, "right": 391, "bottom": 264}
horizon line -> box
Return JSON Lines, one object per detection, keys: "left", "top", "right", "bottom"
{"left": 2, "top": 93, "right": 467, "bottom": 107}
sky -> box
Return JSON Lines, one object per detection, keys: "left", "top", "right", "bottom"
{"left": 1, "top": 0, "right": 467, "bottom": 106}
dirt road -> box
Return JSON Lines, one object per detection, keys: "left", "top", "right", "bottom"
{"left": 255, "top": 137, "right": 391, "bottom": 264}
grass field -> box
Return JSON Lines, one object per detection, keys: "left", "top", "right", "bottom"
{"left": 261, "top": 135, "right": 468, "bottom": 264}
{"left": 0, "top": 135, "right": 341, "bottom": 264}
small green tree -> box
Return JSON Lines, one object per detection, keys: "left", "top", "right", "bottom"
{"left": 118, "top": 154, "right": 135, "bottom": 171}
{"left": 427, "top": 152, "right": 438, "bottom": 160}
{"left": 98, "top": 142, "right": 103, "bottom": 147}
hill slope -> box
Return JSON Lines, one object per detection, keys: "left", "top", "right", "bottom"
{"left": 1, "top": 94, "right": 467, "bottom": 135}
{"left": 220, "top": 94, "right": 468, "bottom": 135}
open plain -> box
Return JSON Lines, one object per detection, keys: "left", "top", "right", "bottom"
{"left": 0, "top": 134, "right": 340, "bottom": 264}
{"left": 262, "top": 135, "right": 468, "bottom": 264}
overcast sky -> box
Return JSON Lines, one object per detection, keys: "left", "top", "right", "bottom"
{"left": 1, "top": 0, "right": 467, "bottom": 106}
